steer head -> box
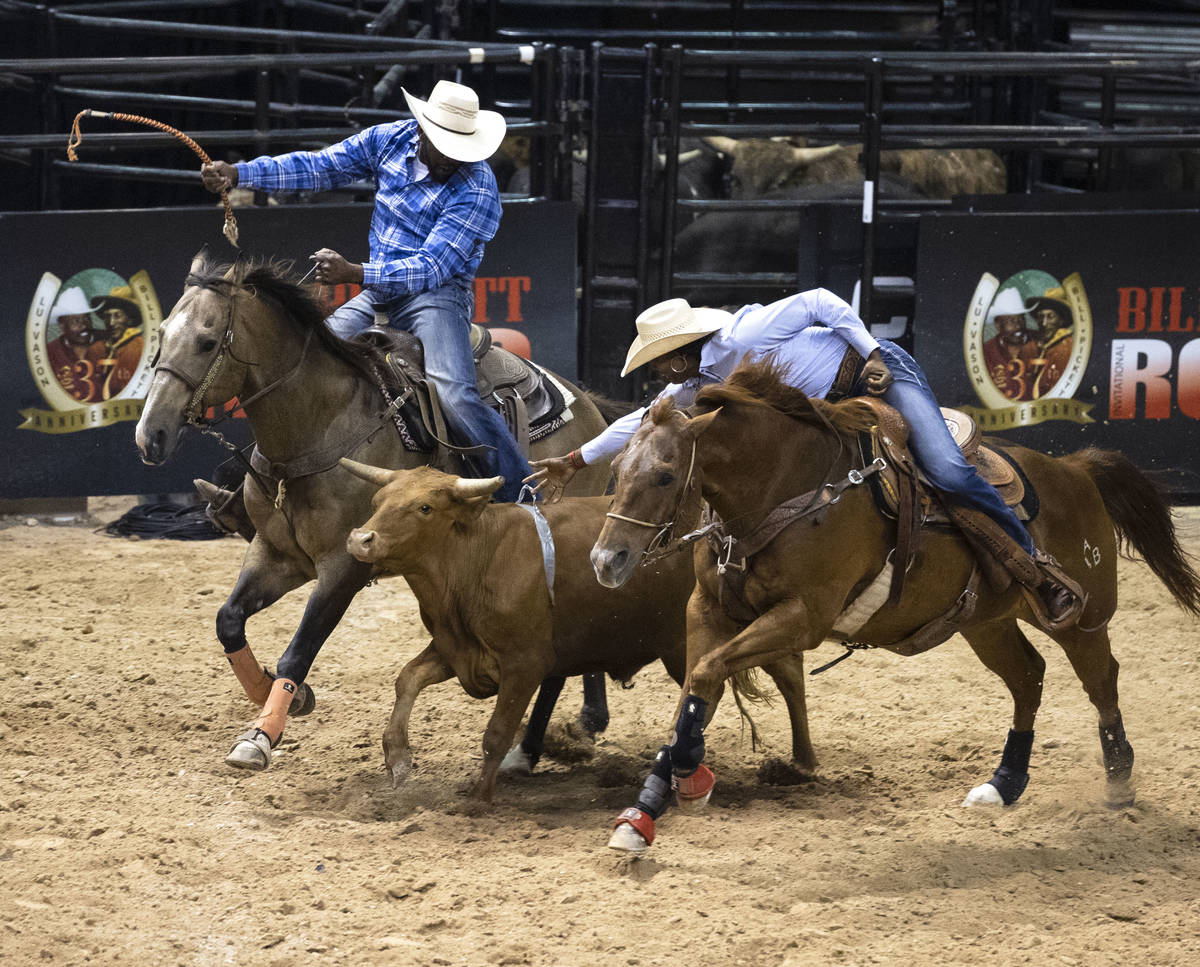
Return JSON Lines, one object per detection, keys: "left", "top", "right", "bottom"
{"left": 339, "top": 459, "right": 503, "bottom": 569}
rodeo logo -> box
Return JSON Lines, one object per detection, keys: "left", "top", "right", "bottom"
{"left": 21, "top": 268, "right": 162, "bottom": 434}
{"left": 962, "top": 269, "right": 1093, "bottom": 429}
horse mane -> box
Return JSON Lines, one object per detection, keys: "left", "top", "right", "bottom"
{"left": 187, "top": 256, "right": 375, "bottom": 379}
{"left": 693, "top": 355, "right": 878, "bottom": 437}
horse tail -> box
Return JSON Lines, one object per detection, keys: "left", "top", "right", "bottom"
{"left": 1072, "top": 446, "right": 1200, "bottom": 615}
{"left": 729, "top": 669, "right": 770, "bottom": 750}
{"left": 578, "top": 388, "right": 638, "bottom": 426}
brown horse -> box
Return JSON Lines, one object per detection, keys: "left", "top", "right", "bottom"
{"left": 134, "top": 252, "right": 616, "bottom": 772}
{"left": 591, "top": 358, "right": 1200, "bottom": 853}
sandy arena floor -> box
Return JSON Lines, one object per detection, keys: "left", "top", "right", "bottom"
{"left": 1, "top": 499, "right": 1198, "bottom": 966}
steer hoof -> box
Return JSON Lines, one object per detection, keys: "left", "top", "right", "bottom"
{"left": 499, "top": 745, "right": 535, "bottom": 776}
{"left": 288, "top": 681, "right": 316, "bottom": 717}
{"left": 225, "top": 728, "right": 273, "bottom": 771}
{"left": 962, "top": 782, "right": 1004, "bottom": 807}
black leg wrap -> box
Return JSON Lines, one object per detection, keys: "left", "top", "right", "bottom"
{"left": 669, "top": 694, "right": 708, "bottom": 774}
{"left": 634, "top": 746, "right": 674, "bottom": 820}
{"left": 987, "top": 729, "right": 1034, "bottom": 804}
{"left": 519, "top": 676, "right": 566, "bottom": 769}
{"left": 1100, "top": 716, "right": 1134, "bottom": 782}
{"left": 579, "top": 673, "right": 610, "bottom": 736}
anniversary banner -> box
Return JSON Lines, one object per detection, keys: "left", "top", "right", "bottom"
{"left": 915, "top": 210, "right": 1200, "bottom": 497}
{"left": 2, "top": 201, "right": 576, "bottom": 498}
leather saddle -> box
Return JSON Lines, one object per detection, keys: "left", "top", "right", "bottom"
{"left": 349, "top": 324, "right": 569, "bottom": 460}
{"left": 857, "top": 401, "right": 1037, "bottom": 525}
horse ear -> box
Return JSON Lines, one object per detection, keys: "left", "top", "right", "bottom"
{"left": 687, "top": 406, "right": 723, "bottom": 438}
{"left": 339, "top": 457, "right": 397, "bottom": 489}
{"left": 188, "top": 246, "right": 209, "bottom": 280}
{"left": 223, "top": 251, "right": 245, "bottom": 282}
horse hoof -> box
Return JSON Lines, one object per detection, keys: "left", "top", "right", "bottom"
{"left": 608, "top": 824, "right": 650, "bottom": 853}
{"left": 288, "top": 681, "right": 316, "bottom": 716}
{"left": 674, "top": 764, "right": 715, "bottom": 814}
{"left": 225, "top": 728, "right": 272, "bottom": 771}
{"left": 962, "top": 782, "right": 1004, "bottom": 807}
{"left": 499, "top": 745, "right": 534, "bottom": 776}
{"left": 608, "top": 807, "right": 654, "bottom": 853}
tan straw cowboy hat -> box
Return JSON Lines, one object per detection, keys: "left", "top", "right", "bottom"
{"left": 402, "top": 80, "right": 506, "bottom": 164}
{"left": 621, "top": 298, "right": 732, "bottom": 377}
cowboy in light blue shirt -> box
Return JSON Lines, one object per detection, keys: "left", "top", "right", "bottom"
{"left": 201, "top": 81, "right": 532, "bottom": 501}
{"left": 527, "top": 290, "right": 1080, "bottom": 627}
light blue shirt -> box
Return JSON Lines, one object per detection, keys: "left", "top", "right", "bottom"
{"left": 580, "top": 288, "right": 880, "bottom": 465}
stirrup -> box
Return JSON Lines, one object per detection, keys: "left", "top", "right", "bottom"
{"left": 1022, "top": 550, "right": 1086, "bottom": 631}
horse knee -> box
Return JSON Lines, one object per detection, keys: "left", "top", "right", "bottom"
{"left": 216, "top": 603, "right": 247, "bottom": 654}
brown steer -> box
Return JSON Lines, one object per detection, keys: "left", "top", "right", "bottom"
{"left": 340, "top": 460, "right": 699, "bottom": 803}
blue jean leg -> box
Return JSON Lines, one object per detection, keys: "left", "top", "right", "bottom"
{"left": 876, "top": 341, "right": 1035, "bottom": 555}
{"left": 385, "top": 281, "right": 534, "bottom": 503}
{"left": 324, "top": 290, "right": 378, "bottom": 339}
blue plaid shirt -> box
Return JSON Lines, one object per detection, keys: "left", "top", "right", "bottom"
{"left": 236, "top": 119, "right": 502, "bottom": 298}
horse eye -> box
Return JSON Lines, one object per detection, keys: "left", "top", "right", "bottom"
{"left": 419, "top": 504, "right": 432, "bottom": 515}
{"left": 199, "top": 338, "right": 218, "bottom": 353}
{"left": 655, "top": 472, "right": 675, "bottom": 487}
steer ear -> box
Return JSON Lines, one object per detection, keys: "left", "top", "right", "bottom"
{"left": 687, "top": 406, "right": 723, "bottom": 439}
{"left": 339, "top": 457, "right": 398, "bottom": 489}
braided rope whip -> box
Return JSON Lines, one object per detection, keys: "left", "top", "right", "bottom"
{"left": 67, "top": 109, "right": 239, "bottom": 247}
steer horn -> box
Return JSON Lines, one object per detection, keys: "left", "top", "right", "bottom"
{"left": 339, "top": 457, "right": 398, "bottom": 488}
{"left": 452, "top": 475, "right": 505, "bottom": 498}
{"left": 701, "top": 135, "right": 740, "bottom": 157}
{"left": 791, "top": 143, "right": 845, "bottom": 164}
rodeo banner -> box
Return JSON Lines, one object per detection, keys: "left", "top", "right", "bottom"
{"left": 2, "top": 201, "right": 575, "bottom": 499}
{"left": 915, "top": 210, "right": 1200, "bottom": 496}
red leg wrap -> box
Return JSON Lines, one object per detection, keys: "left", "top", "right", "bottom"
{"left": 613, "top": 807, "right": 656, "bottom": 845}
{"left": 674, "top": 763, "right": 715, "bottom": 803}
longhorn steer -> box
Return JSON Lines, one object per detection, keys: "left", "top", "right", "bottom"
{"left": 339, "top": 461, "right": 697, "bottom": 803}
{"left": 704, "top": 136, "right": 1006, "bottom": 199}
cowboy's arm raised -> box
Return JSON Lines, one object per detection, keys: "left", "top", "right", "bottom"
{"left": 217, "top": 126, "right": 379, "bottom": 194}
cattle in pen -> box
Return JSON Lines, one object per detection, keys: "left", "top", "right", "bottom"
{"left": 703, "top": 136, "right": 1007, "bottom": 199}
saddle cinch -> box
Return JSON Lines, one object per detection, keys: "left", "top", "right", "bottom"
{"left": 350, "top": 323, "right": 572, "bottom": 465}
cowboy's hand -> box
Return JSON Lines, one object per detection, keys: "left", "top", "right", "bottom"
{"left": 523, "top": 455, "right": 577, "bottom": 503}
{"left": 861, "top": 349, "right": 894, "bottom": 396}
{"left": 310, "top": 248, "right": 365, "bottom": 286}
{"left": 201, "top": 161, "right": 238, "bottom": 193}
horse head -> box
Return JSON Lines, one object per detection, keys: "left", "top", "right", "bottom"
{"left": 135, "top": 251, "right": 253, "bottom": 465}
{"left": 591, "top": 397, "right": 718, "bottom": 589}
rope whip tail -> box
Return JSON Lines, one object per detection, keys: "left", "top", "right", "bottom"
{"left": 67, "top": 109, "right": 239, "bottom": 247}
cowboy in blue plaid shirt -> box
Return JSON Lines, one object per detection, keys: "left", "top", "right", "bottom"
{"left": 202, "top": 81, "right": 533, "bottom": 501}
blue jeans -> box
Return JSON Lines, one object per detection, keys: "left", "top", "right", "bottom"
{"left": 327, "top": 280, "right": 533, "bottom": 502}
{"left": 875, "top": 340, "right": 1035, "bottom": 556}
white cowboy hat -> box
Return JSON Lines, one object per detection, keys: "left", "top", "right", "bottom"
{"left": 402, "top": 81, "right": 506, "bottom": 164}
{"left": 50, "top": 286, "right": 93, "bottom": 325}
{"left": 621, "top": 298, "right": 732, "bottom": 377}
{"left": 985, "top": 286, "right": 1031, "bottom": 324}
